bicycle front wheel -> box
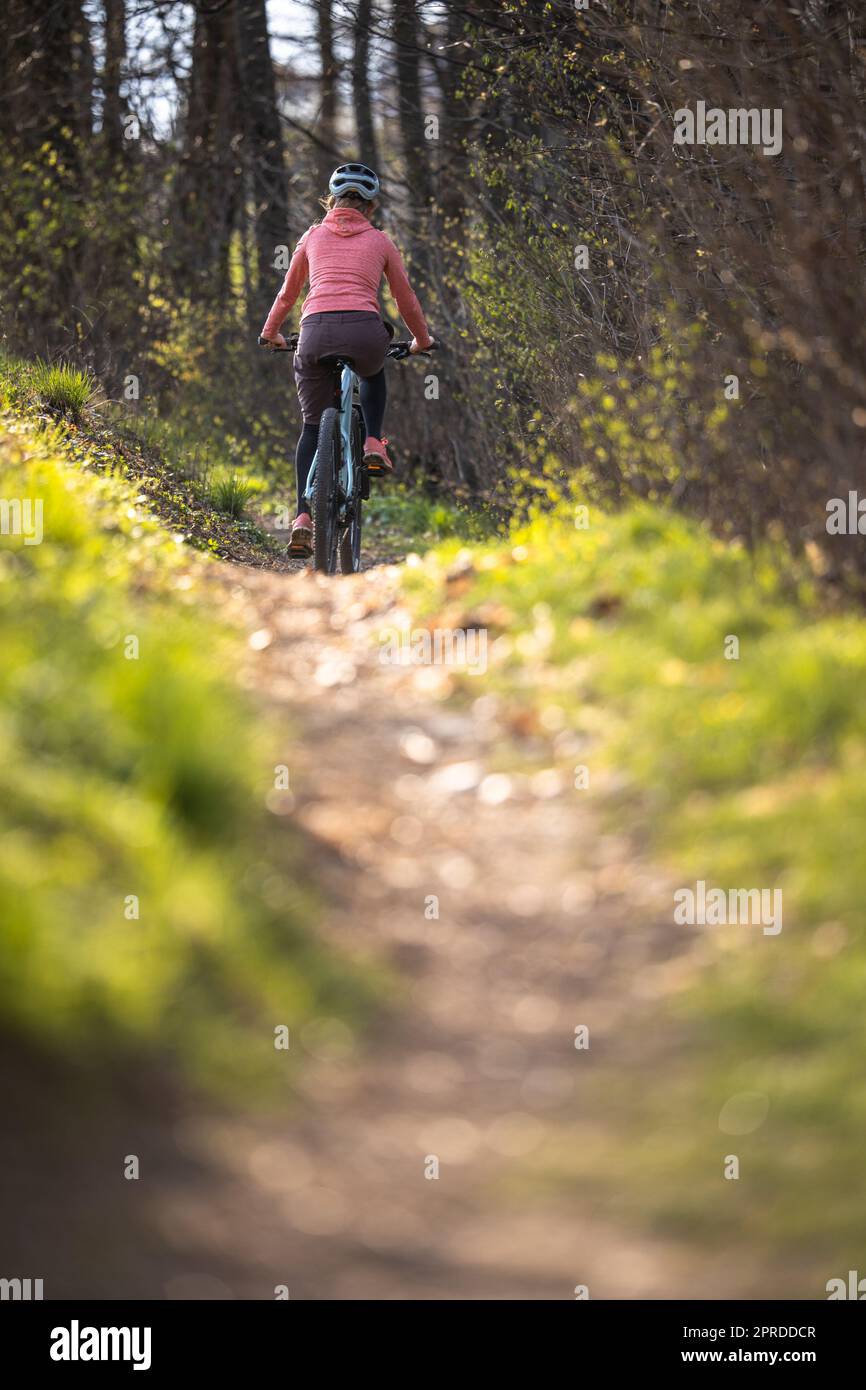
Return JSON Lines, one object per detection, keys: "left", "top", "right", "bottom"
{"left": 339, "top": 508, "right": 363, "bottom": 573}
{"left": 312, "top": 407, "right": 340, "bottom": 574}
{"left": 339, "top": 406, "right": 365, "bottom": 573}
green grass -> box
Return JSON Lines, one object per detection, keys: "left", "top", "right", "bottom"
{"left": 30, "top": 360, "right": 96, "bottom": 422}
{"left": 0, "top": 413, "right": 374, "bottom": 1095}
{"left": 404, "top": 496, "right": 866, "bottom": 1275}
{"left": 365, "top": 482, "right": 500, "bottom": 549}
{"left": 209, "top": 471, "right": 254, "bottom": 518}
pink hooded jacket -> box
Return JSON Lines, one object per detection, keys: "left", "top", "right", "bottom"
{"left": 261, "top": 207, "right": 433, "bottom": 346}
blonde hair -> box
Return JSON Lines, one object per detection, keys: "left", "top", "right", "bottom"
{"left": 319, "top": 190, "right": 377, "bottom": 216}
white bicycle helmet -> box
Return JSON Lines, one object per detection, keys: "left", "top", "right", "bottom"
{"left": 328, "top": 163, "right": 380, "bottom": 201}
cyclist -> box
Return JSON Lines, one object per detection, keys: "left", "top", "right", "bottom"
{"left": 260, "top": 163, "right": 435, "bottom": 558}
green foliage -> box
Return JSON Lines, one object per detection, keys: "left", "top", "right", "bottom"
{"left": 0, "top": 135, "right": 145, "bottom": 365}
{"left": 133, "top": 281, "right": 295, "bottom": 488}
{"left": 0, "top": 416, "right": 373, "bottom": 1093}
{"left": 0, "top": 139, "right": 81, "bottom": 335}
{"left": 406, "top": 492, "right": 866, "bottom": 1262}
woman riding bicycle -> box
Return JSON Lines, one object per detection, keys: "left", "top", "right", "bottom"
{"left": 259, "top": 163, "right": 435, "bottom": 558}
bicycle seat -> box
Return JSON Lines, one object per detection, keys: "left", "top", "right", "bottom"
{"left": 318, "top": 353, "right": 355, "bottom": 369}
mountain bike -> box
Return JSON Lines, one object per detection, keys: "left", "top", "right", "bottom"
{"left": 259, "top": 332, "right": 437, "bottom": 574}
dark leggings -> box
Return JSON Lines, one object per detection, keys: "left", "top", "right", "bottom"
{"left": 295, "top": 369, "right": 387, "bottom": 517}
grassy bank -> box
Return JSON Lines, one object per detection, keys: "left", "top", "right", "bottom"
{"left": 0, "top": 404, "right": 373, "bottom": 1096}
{"left": 404, "top": 499, "right": 866, "bottom": 1272}
{"left": 0, "top": 353, "right": 289, "bottom": 566}
{"left": 0, "top": 352, "right": 489, "bottom": 567}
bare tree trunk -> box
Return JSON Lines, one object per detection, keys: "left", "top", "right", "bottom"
{"left": 102, "top": 0, "right": 127, "bottom": 159}
{"left": 393, "top": 0, "right": 434, "bottom": 285}
{"left": 352, "top": 0, "right": 379, "bottom": 167}
{"left": 235, "top": 0, "right": 290, "bottom": 318}
{"left": 0, "top": 0, "right": 94, "bottom": 350}
{"left": 316, "top": 0, "right": 338, "bottom": 191}
{"left": 435, "top": 3, "right": 475, "bottom": 255}
{"left": 0, "top": 0, "right": 93, "bottom": 152}
{"left": 174, "top": 0, "right": 243, "bottom": 303}
{"left": 89, "top": 0, "right": 139, "bottom": 374}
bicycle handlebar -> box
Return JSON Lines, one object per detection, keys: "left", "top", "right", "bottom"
{"left": 258, "top": 334, "right": 297, "bottom": 352}
{"left": 386, "top": 339, "right": 439, "bottom": 360}
{"left": 257, "top": 334, "right": 440, "bottom": 359}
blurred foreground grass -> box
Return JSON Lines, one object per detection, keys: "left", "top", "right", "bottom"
{"left": 406, "top": 500, "right": 866, "bottom": 1266}
{"left": 0, "top": 408, "right": 373, "bottom": 1096}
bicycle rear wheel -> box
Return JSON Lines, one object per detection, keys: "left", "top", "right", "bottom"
{"left": 312, "top": 408, "right": 340, "bottom": 574}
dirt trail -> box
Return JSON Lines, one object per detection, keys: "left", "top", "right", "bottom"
{"left": 2, "top": 555, "right": 775, "bottom": 1300}
{"left": 146, "top": 557, "right": 761, "bottom": 1301}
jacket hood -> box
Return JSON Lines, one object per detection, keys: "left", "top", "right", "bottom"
{"left": 321, "top": 207, "right": 376, "bottom": 237}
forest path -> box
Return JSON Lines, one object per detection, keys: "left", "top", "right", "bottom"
{"left": 152, "top": 554, "right": 771, "bottom": 1301}
{"left": 0, "top": 548, "right": 792, "bottom": 1300}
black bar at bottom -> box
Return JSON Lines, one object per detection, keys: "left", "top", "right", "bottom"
{"left": 1, "top": 1298, "right": 861, "bottom": 1375}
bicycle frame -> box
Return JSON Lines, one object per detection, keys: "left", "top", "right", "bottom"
{"left": 304, "top": 362, "right": 357, "bottom": 516}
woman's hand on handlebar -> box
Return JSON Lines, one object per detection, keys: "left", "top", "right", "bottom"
{"left": 387, "top": 337, "right": 438, "bottom": 360}
{"left": 258, "top": 332, "right": 297, "bottom": 352}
